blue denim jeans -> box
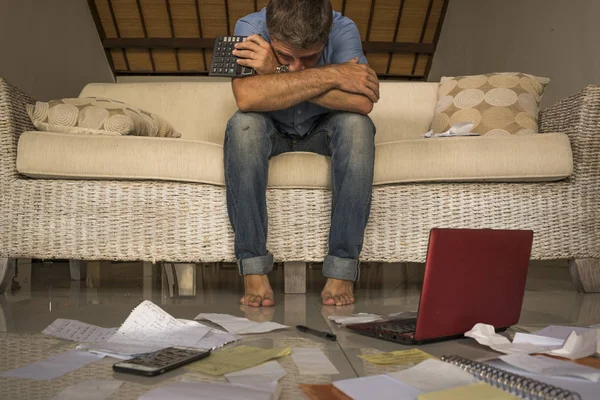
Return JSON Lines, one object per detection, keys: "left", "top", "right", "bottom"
{"left": 224, "top": 111, "right": 375, "bottom": 282}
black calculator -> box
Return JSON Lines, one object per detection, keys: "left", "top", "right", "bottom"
{"left": 209, "top": 36, "right": 256, "bottom": 77}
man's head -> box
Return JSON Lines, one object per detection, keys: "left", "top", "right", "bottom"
{"left": 266, "top": 0, "right": 333, "bottom": 71}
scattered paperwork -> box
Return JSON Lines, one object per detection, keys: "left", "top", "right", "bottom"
{"left": 388, "top": 359, "right": 479, "bottom": 393}
{"left": 334, "top": 374, "right": 422, "bottom": 400}
{"left": 51, "top": 379, "right": 122, "bottom": 400}
{"left": 417, "top": 382, "right": 518, "bottom": 400}
{"left": 43, "top": 319, "right": 117, "bottom": 343}
{"left": 535, "top": 325, "right": 597, "bottom": 340}
{"left": 80, "top": 301, "right": 235, "bottom": 358}
{"left": 500, "top": 353, "right": 600, "bottom": 382}
{"left": 1, "top": 350, "right": 104, "bottom": 380}
{"left": 327, "top": 313, "right": 382, "bottom": 326}
{"left": 466, "top": 323, "right": 598, "bottom": 359}
{"left": 138, "top": 381, "right": 277, "bottom": 400}
{"left": 194, "top": 313, "right": 288, "bottom": 334}
{"left": 359, "top": 349, "right": 435, "bottom": 366}
{"left": 225, "top": 360, "right": 287, "bottom": 386}
{"left": 186, "top": 345, "right": 290, "bottom": 376}
{"left": 423, "top": 122, "right": 480, "bottom": 138}
{"left": 291, "top": 348, "right": 339, "bottom": 375}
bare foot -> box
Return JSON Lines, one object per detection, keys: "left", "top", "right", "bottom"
{"left": 321, "top": 278, "right": 355, "bottom": 306}
{"left": 240, "top": 274, "right": 275, "bottom": 307}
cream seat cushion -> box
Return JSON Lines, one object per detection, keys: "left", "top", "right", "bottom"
{"left": 17, "top": 131, "right": 573, "bottom": 187}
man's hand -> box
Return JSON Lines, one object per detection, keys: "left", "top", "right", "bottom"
{"left": 232, "top": 34, "right": 279, "bottom": 75}
{"left": 326, "top": 58, "right": 380, "bottom": 103}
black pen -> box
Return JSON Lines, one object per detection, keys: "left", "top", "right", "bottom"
{"left": 296, "top": 325, "right": 337, "bottom": 341}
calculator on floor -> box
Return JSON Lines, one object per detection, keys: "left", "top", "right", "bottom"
{"left": 112, "top": 346, "right": 211, "bottom": 377}
{"left": 209, "top": 36, "right": 256, "bottom": 77}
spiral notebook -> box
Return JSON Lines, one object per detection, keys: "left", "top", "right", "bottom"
{"left": 440, "top": 355, "right": 584, "bottom": 400}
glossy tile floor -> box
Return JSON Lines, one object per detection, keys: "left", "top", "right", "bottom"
{"left": 1, "top": 260, "right": 599, "bottom": 399}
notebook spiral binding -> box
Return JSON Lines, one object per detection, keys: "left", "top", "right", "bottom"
{"left": 440, "top": 355, "right": 582, "bottom": 400}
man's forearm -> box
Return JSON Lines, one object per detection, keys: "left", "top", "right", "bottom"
{"left": 232, "top": 67, "right": 337, "bottom": 112}
{"left": 308, "top": 89, "right": 374, "bottom": 115}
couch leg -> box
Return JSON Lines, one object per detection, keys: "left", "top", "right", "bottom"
{"left": 0, "top": 258, "right": 16, "bottom": 295}
{"left": 284, "top": 262, "right": 306, "bottom": 294}
{"left": 569, "top": 258, "right": 600, "bottom": 293}
{"left": 69, "top": 260, "right": 87, "bottom": 281}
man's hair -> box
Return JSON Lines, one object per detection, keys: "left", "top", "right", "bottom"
{"left": 266, "top": 0, "right": 333, "bottom": 48}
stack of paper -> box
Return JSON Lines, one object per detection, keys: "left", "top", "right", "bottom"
{"left": 388, "top": 359, "right": 479, "bottom": 393}
{"left": 291, "top": 348, "right": 339, "bottom": 375}
{"left": 79, "top": 301, "right": 238, "bottom": 358}
{"left": 417, "top": 382, "right": 518, "bottom": 400}
{"left": 194, "top": 313, "right": 288, "bottom": 334}
{"left": 1, "top": 350, "right": 104, "bottom": 380}
{"left": 499, "top": 354, "right": 600, "bottom": 382}
{"left": 333, "top": 375, "right": 421, "bottom": 400}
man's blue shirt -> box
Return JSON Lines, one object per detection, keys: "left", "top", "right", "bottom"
{"left": 234, "top": 8, "right": 368, "bottom": 137}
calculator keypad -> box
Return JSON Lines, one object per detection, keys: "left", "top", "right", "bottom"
{"left": 209, "top": 36, "right": 256, "bottom": 77}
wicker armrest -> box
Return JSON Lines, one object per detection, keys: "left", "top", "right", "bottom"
{"left": 539, "top": 85, "right": 600, "bottom": 182}
{"left": 0, "top": 78, "right": 36, "bottom": 182}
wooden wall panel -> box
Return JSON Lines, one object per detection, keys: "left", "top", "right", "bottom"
{"left": 91, "top": 0, "right": 449, "bottom": 78}
{"left": 344, "top": 0, "right": 371, "bottom": 41}
{"left": 229, "top": 0, "right": 255, "bottom": 34}
{"left": 330, "top": 0, "right": 343, "bottom": 13}
{"left": 423, "top": 0, "right": 444, "bottom": 43}
{"left": 94, "top": 0, "right": 118, "bottom": 38}
{"left": 198, "top": 0, "right": 228, "bottom": 37}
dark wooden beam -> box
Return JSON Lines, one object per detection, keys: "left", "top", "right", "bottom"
{"left": 165, "top": 0, "right": 181, "bottom": 71}
{"left": 87, "top": 0, "right": 116, "bottom": 79}
{"left": 135, "top": 0, "right": 155, "bottom": 71}
{"left": 366, "top": 0, "right": 377, "bottom": 41}
{"left": 194, "top": 0, "right": 207, "bottom": 71}
{"left": 386, "top": 0, "right": 406, "bottom": 75}
{"left": 424, "top": 0, "right": 450, "bottom": 79}
{"left": 106, "top": 0, "right": 130, "bottom": 71}
{"left": 103, "top": 38, "right": 435, "bottom": 54}
{"left": 411, "top": 0, "right": 434, "bottom": 76}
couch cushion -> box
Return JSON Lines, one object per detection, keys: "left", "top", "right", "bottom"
{"left": 78, "top": 80, "right": 439, "bottom": 145}
{"left": 431, "top": 73, "right": 550, "bottom": 136}
{"left": 17, "top": 131, "right": 572, "bottom": 187}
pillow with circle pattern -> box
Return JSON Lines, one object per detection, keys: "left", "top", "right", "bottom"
{"left": 431, "top": 73, "right": 550, "bottom": 136}
{"left": 26, "top": 97, "right": 181, "bottom": 138}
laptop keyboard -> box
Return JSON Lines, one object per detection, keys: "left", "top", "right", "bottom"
{"left": 369, "top": 319, "right": 417, "bottom": 334}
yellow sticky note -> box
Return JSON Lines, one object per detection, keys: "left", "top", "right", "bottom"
{"left": 186, "top": 345, "right": 291, "bottom": 376}
{"left": 358, "top": 349, "right": 436, "bottom": 366}
{"left": 418, "top": 383, "right": 519, "bottom": 400}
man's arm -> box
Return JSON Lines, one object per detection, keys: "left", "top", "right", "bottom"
{"left": 232, "top": 68, "right": 337, "bottom": 112}
{"left": 308, "top": 89, "right": 373, "bottom": 115}
{"left": 231, "top": 35, "right": 379, "bottom": 112}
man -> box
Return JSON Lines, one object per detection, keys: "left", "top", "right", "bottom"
{"left": 225, "top": 0, "right": 379, "bottom": 307}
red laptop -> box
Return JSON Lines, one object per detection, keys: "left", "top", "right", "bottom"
{"left": 347, "top": 228, "right": 534, "bottom": 345}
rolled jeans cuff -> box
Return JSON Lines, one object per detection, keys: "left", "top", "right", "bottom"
{"left": 323, "top": 255, "right": 360, "bottom": 282}
{"left": 237, "top": 253, "right": 274, "bottom": 276}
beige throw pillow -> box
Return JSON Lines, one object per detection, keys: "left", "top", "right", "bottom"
{"left": 431, "top": 73, "right": 550, "bottom": 136}
{"left": 26, "top": 97, "right": 181, "bottom": 138}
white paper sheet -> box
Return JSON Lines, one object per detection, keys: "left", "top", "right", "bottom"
{"left": 387, "top": 359, "right": 479, "bottom": 393}
{"left": 139, "top": 381, "right": 274, "bottom": 400}
{"left": 291, "top": 348, "right": 339, "bottom": 375}
{"left": 500, "top": 354, "right": 600, "bottom": 382}
{"left": 512, "top": 332, "right": 565, "bottom": 347}
{"left": 194, "top": 313, "right": 288, "bottom": 334}
{"left": 423, "top": 122, "right": 480, "bottom": 138}
{"left": 225, "top": 360, "right": 286, "bottom": 386}
{"left": 465, "top": 323, "right": 560, "bottom": 354}
{"left": 334, "top": 374, "right": 422, "bottom": 400}
{"left": 51, "top": 379, "right": 122, "bottom": 400}
{"left": 487, "top": 359, "right": 600, "bottom": 400}
{"left": 550, "top": 329, "right": 598, "bottom": 360}
{"left": 1, "top": 350, "right": 104, "bottom": 380}
{"left": 327, "top": 313, "right": 382, "bottom": 326}
{"left": 535, "top": 325, "right": 597, "bottom": 341}
{"left": 81, "top": 301, "right": 213, "bottom": 357}
{"left": 43, "top": 319, "right": 118, "bottom": 343}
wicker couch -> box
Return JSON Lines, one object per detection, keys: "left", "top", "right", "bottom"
{"left": 1, "top": 77, "right": 599, "bottom": 294}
